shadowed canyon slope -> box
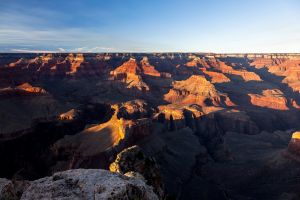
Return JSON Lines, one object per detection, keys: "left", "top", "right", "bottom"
{"left": 1, "top": 53, "right": 300, "bottom": 200}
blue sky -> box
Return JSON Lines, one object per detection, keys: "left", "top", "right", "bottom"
{"left": 0, "top": 0, "right": 299, "bottom": 53}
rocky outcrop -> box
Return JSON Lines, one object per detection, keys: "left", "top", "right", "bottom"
{"left": 110, "top": 58, "right": 150, "bottom": 92}
{"left": 203, "top": 70, "right": 231, "bottom": 83}
{"left": 250, "top": 57, "right": 285, "bottom": 68}
{"left": 0, "top": 178, "right": 18, "bottom": 200}
{"left": 1, "top": 53, "right": 109, "bottom": 80}
{"left": 248, "top": 89, "right": 289, "bottom": 110}
{"left": 155, "top": 104, "right": 203, "bottom": 131}
{"left": 51, "top": 105, "right": 126, "bottom": 170}
{"left": 0, "top": 178, "right": 29, "bottom": 200}
{"left": 58, "top": 109, "right": 79, "bottom": 121}
{"left": 140, "top": 57, "right": 161, "bottom": 77}
{"left": 109, "top": 145, "right": 164, "bottom": 198}
{"left": 218, "top": 61, "right": 262, "bottom": 82}
{"left": 109, "top": 57, "right": 163, "bottom": 93}
{"left": 117, "top": 99, "right": 154, "bottom": 120}
{"left": 0, "top": 83, "right": 47, "bottom": 97}
{"left": 112, "top": 58, "right": 141, "bottom": 75}
{"left": 185, "top": 56, "right": 211, "bottom": 69}
{"left": 51, "top": 105, "right": 154, "bottom": 171}
{"left": 15, "top": 83, "right": 47, "bottom": 94}
{"left": 66, "top": 53, "right": 85, "bottom": 74}
{"left": 287, "top": 132, "right": 300, "bottom": 158}
{"left": 164, "top": 75, "right": 233, "bottom": 106}
{"left": 20, "top": 169, "right": 159, "bottom": 200}
{"left": 259, "top": 59, "right": 300, "bottom": 92}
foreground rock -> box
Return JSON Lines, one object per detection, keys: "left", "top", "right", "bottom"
{"left": 21, "top": 169, "right": 159, "bottom": 200}
{"left": 0, "top": 178, "right": 18, "bottom": 200}
{"left": 110, "top": 145, "right": 164, "bottom": 198}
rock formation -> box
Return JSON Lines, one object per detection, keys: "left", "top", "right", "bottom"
{"left": 248, "top": 89, "right": 289, "bottom": 110}
{"left": 58, "top": 109, "right": 79, "bottom": 121}
{"left": 20, "top": 169, "right": 159, "bottom": 200}
{"left": 110, "top": 58, "right": 150, "bottom": 92}
{"left": 117, "top": 99, "right": 154, "bottom": 119}
{"left": 164, "top": 75, "right": 233, "bottom": 106}
{"left": 155, "top": 104, "right": 203, "bottom": 131}
{"left": 218, "top": 61, "right": 262, "bottom": 82}
{"left": 1, "top": 53, "right": 300, "bottom": 199}
{"left": 270, "top": 59, "right": 300, "bottom": 93}
{"left": 51, "top": 105, "right": 126, "bottom": 170}
{"left": 0, "top": 178, "right": 18, "bottom": 200}
{"left": 203, "top": 70, "right": 231, "bottom": 83}
{"left": 140, "top": 57, "right": 161, "bottom": 77}
{"left": 109, "top": 145, "right": 164, "bottom": 198}
{"left": 287, "top": 131, "right": 300, "bottom": 158}
{"left": 0, "top": 83, "right": 47, "bottom": 97}
{"left": 66, "top": 53, "right": 85, "bottom": 74}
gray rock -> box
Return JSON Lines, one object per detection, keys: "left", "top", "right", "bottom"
{"left": 21, "top": 169, "right": 158, "bottom": 200}
{"left": 0, "top": 178, "right": 18, "bottom": 200}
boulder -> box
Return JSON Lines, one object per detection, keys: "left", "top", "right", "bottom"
{"left": 20, "top": 169, "right": 159, "bottom": 200}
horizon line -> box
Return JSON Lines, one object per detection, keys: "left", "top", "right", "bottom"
{"left": 1, "top": 52, "right": 300, "bottom": 55}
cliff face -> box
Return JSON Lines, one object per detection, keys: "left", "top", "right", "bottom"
{"left": 1, "top": 53, "right": 300, "bottom": 199}
{"left": 0, "top": 83, "right": 47, "bottom": 97}
{"left": 248, "top": 89, "right": 289, "bottom": 110}
{"left": 164, "top": 75, "right": 233, "bottom": 107}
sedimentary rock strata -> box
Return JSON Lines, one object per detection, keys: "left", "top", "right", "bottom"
{"left": 1, "top": 53, "right": 300, "bottom": 199}
{"left": 248, "top": 89, "right": 289, "bottom": 110}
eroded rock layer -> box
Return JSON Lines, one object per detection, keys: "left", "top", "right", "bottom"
{"left": 1, "top": 53, "right": 300, "bottom": 200}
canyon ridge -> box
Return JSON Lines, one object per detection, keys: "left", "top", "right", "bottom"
{"left": 1, "top": 53, "right": 300, "bottom": 200}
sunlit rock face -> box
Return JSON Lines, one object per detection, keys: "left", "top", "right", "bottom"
{"left": 287, "top": 132, "right": 300, "bottom": 157}
{"left": 109, "top": 57, "right": 162, "bottom": 94}
{"left": 218, "top": 61, "right": 262, "bottom": 82}
{"left": 117, "top": 99, "right": 154, "bottom": 120}
{"left": 0, "top": 83, "right": 47, "bottom": 97}
{"left": 164, "top": 75, "right": 233, "bottom": 106}
{"left": 2, "top": 53, "right": 300, "bottom": 199}
{"left": 140, "top": 57, "right": 161, "bottom": 77}
{"left": 248, "top": 89, "right": 289, "bottom": 110}
{"left": 112, "top": 57, "right": 141, "bottom": 75}
{"left": 202, "top": 70, "right": 231, "bottom": 83}
{"left": 66, "top": 53, "right": 84, "bottom": 74}
{"left": 58, "top": 109, "right": 79, "bottom": 121}
{"left": 261, "top": 58, "right": 300, "bottom": 92}
{"left": 110, "top": 58, "right": 150, "bottom": 92}
{"left": 109, "top": 145, "right": 164, "bottom": 198}
{"left": 51, "top": 105, "right": 126, "bottom": 170}
{"left": 155, "top": 104, "right": 203, "bottom": 131}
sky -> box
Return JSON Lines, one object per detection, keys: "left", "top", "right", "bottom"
{"left": 0, "top": 0, "right": 299, "bottom": 53}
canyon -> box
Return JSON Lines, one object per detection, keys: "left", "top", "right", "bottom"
{"left": 1, "top": 53, "right": 300, "bottom": 199}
